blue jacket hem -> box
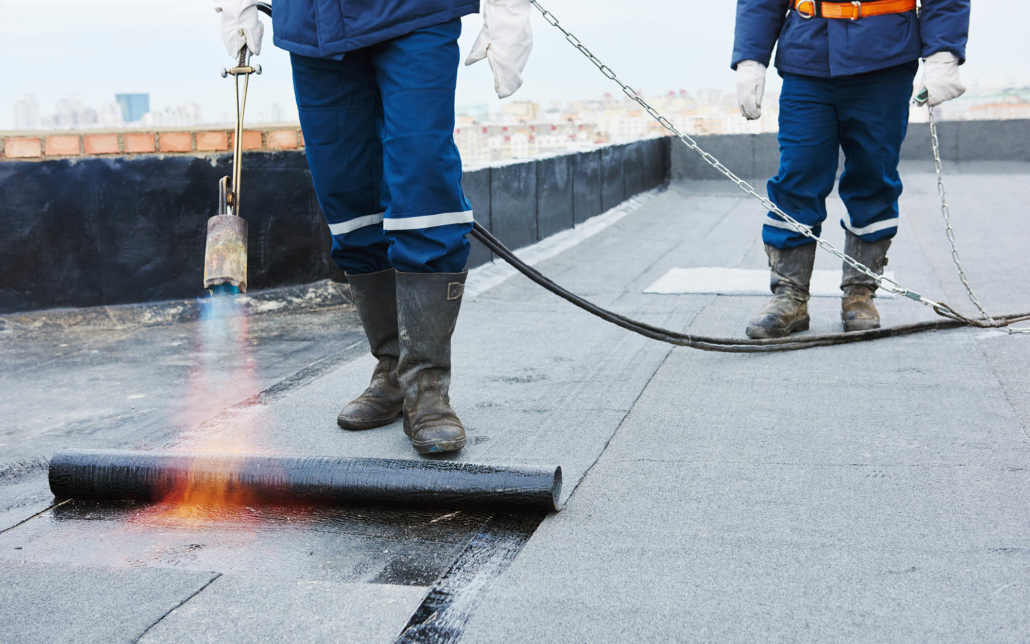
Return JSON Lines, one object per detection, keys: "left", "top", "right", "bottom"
{"left": 775, "top": 53, "right": 920, "bottom": 79}
{"left": 273, "top": 35, "right": 325, "bottom": 59}
{"left": 274, "top": 4, "right": 479, "bottom": 59}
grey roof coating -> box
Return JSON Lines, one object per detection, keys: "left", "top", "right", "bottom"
{"left": 1, "top": 161, "right": 1029, "bottom": 643}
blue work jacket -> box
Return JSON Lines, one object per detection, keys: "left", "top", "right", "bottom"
{"left": 272, "top": 0, "right": 479, "bottom": 59}
{"left": 731, "top": 0, "right": 970, "bottom": 77}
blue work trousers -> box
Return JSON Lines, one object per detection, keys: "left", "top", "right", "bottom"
{"left": 764, "top": 61, "right": 918, "bottom": 249}
{"left": 291, "top": 19, "right": 472, "bottom": 274}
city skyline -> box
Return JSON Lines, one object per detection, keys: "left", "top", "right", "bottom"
{"left": 9, "top": 90, "right": 298, "bottom": 131}
{"left": 3, "top": 0, "right": 1029, "bottom": 130}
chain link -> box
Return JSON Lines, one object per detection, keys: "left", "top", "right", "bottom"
{"left": 928, "top": 107, "right": 1030, "bottom": 333}
{"left": 531, "top": 0, "right": 1029, "bottom": 330}
{"left": 928, "top": 106, "right": 991, "bottom": 319}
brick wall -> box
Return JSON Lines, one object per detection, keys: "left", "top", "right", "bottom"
{"left": 0, "top": 126, "right": 305, "bottom": 161}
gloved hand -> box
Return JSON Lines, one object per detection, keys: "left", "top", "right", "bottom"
{"left": 736, "top": 60, "right": 766, "bottom": 120}
{"left": 918, "top": 51, "right": 966, "bottom": 107}
{"left": 214, "top": 0, "right": 265, "bottom": 59}
{"left": 465, "top": 0, "right": 533, "bottom": 99}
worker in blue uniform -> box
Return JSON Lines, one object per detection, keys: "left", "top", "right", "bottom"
{"left": 733, "top": 0, "right": 970, "bottom": 338}
{"left": 215, "top": 0, "right": 533, "bottom": 453}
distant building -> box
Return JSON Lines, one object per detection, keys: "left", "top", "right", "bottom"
{"left": 40, "top": 96, "right": 99, "bottom": 130}
{"left": 501, "top": 101, "right": 540, "bottom": 121}
{"left": 116, "top": 93, "right": 150, "bottom": 123}
{"left": 451, "top": 88, "right": 784, "bottom": 168}
{"left": 140, "top": 103, "right": 202, "bottom": 128}
{"left": 98, "top": 103, "right": 125, "bottom": 129}
{"left": 456, "top": 104, "right": 490, "bottom": 122}
{"left": 13, "top": 94, "right": 40, "bottom": 130}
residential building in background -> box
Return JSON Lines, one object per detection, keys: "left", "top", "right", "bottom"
{"left": 910, "top": 79, "right": 1030, "bottom": 123}
{"left": 6, "top": 80, "right": 1029, "bottom": 156}
{"left": 140, "top": 103, "right": 202, "bottom": 128}
{"left": 38, "top": 96, "right": 98, "bottom": 130}
{"left": 115, "top": 93, "right": 150, "bottom": 124}
{"left": 13, "top": 95, "right": 40, "bottom": 130}
{"left": 454, "top": 89, "right": 781, "bottom": 168}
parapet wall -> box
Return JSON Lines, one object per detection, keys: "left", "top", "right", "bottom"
{"left": 671, "top": 118, "right": 1030, "bottom": 182}
{"left": 0, "top": 130, "right": 669, "bottom": 314}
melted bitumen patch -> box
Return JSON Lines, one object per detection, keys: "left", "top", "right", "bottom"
{"left": 395, "top": 511, "right": 546, "bottom": 643}
{"left": 0, "top": 499, "right": 493, "bottom": 587}
{"left": 1, "top": 299, "right": 553, "bottom": 638}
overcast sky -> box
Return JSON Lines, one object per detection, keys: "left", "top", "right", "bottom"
{"left": 1, "top": 0, "right": 1027, "bottom": 129}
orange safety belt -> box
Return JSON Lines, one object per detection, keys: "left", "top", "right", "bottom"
{"left": 791, "top": 0, "right": 918, "bottom": 20}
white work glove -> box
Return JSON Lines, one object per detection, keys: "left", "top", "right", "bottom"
{"left": 736, "top": 60, "right": 766, "bottom": 120}
{"left": 465, "top": 0, "right": 533, "bottom": 99}
{"left": 918, "top": 52, "right": 966, "bottom": 107}
{"left": 214, "top": 0, "right": 265, "bottom": 59}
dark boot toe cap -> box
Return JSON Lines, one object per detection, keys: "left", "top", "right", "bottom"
{"left": 410, "top": 420, "right": 466, "bottom": 454}
{"left": 337, "top": 396, "right": 403, "bottom": 431}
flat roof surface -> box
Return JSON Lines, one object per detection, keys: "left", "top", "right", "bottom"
{"left": 2, "top": 161, "right": 1029, "bottom": 643}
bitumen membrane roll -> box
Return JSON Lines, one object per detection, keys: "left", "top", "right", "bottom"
{"left": 49, "top": 449, "right": 562, "bottom": 512}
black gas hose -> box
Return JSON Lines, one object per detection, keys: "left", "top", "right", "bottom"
{"left": 251, "top": 0, "right": 1028, "bottom": 352}
{"left": 470, "top": 222, "right": 1030, "bottom": 353}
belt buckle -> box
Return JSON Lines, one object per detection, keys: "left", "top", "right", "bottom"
{"left": 851, "top": 0, "right": 861, "bottom": 19}
{"left": 796, "top": 0, "right": 816, "bottom": 18}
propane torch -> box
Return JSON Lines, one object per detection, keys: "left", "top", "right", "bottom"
{"left": 202, "top": 46, "right": 262, "bottom": 295}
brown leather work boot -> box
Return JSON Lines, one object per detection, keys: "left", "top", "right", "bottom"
{"left": 841, "top": 231, "right": 892, "bottom": 332}
{"left": 396, "top": 271, "right": 468, "bottom": 455}
{"left": 746, "top": 243, "right": 817, "bottom": 339}
{"left": 842, "top": 285, "right": 880, "bottom": 331}
{"left": 337, "top": 269, "right": 405, "bottom": 430}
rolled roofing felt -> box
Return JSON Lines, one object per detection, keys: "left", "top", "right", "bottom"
{"left": 48, "top": 449, "right": 561, "bottom": 512}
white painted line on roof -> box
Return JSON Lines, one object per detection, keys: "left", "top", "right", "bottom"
{"left": 466, "top": 189, "right": 661, "bottom": 299}
{"left": 644, "top": 267, "right": 898, "bottom": 299}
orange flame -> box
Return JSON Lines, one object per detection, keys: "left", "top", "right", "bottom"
{"left": 143, "top": 292, "right": 270, "bottom": 524}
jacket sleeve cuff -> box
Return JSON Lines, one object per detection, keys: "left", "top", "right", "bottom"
{"left": 921, "top": 46, "right": 965, "bottom": 65}
{"left": 731, "top": 52, "right": 772, "bottom": 71}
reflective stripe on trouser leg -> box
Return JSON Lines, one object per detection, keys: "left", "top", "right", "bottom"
{"left": 372, "top": 19, "right": 472, "bottom": 273}
{"left": 763, "top": 72, "right": 841, "bottom": 250}
{"left": 836, "top": 62, "right": 917, "bottom": 243}
{"left": 291, "top": 51, "right": 392, "bottom": 275}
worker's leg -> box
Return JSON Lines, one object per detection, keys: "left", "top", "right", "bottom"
{"left": 836, "top": 61, "right": 917, "bottom": 245}
{"left": 290, "top": 50, "right": 391, "bottom": 274}
{"left": 370, "top": 20, "right": 470, "bottom": 454}
{"left": 370, "top": 19, "right": 472, "bottom": 273}
{"left": 836, "top": 61, "right": 918, "bottom": 331}
{"left": 764, "top": 73, "right": 840, "bottom": 249}
{"left": 747, "top": 73, "right": 840, "bottom": 339}
{"left": 291, "top": 51, "right": 403, "bottom": 430}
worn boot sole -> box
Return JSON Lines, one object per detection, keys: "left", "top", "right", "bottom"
{"left": 411, "top": 435, "right": 466, "bottom": 454}
{"left": 336, "top": 410, "right": 402, "bottom": 431}
{"left": 745, "top": 316, "right": 810, "bottom": 339}
{"left": 842, "top": 317, "right": 881, "bottom": 333}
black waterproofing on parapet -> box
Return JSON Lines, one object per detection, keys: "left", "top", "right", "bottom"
{"left": 49, "top": 449, "right": 561, "bottom": 512}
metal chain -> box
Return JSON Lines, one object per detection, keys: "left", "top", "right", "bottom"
{"left": 928, "top": 107, "right": 1030, "bottom": 333}
{"left": 529, "top": 0, "right": 1026, "bottom": 329}
{"left": 928, "top": 106, "right": 990, "bottom": 319}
